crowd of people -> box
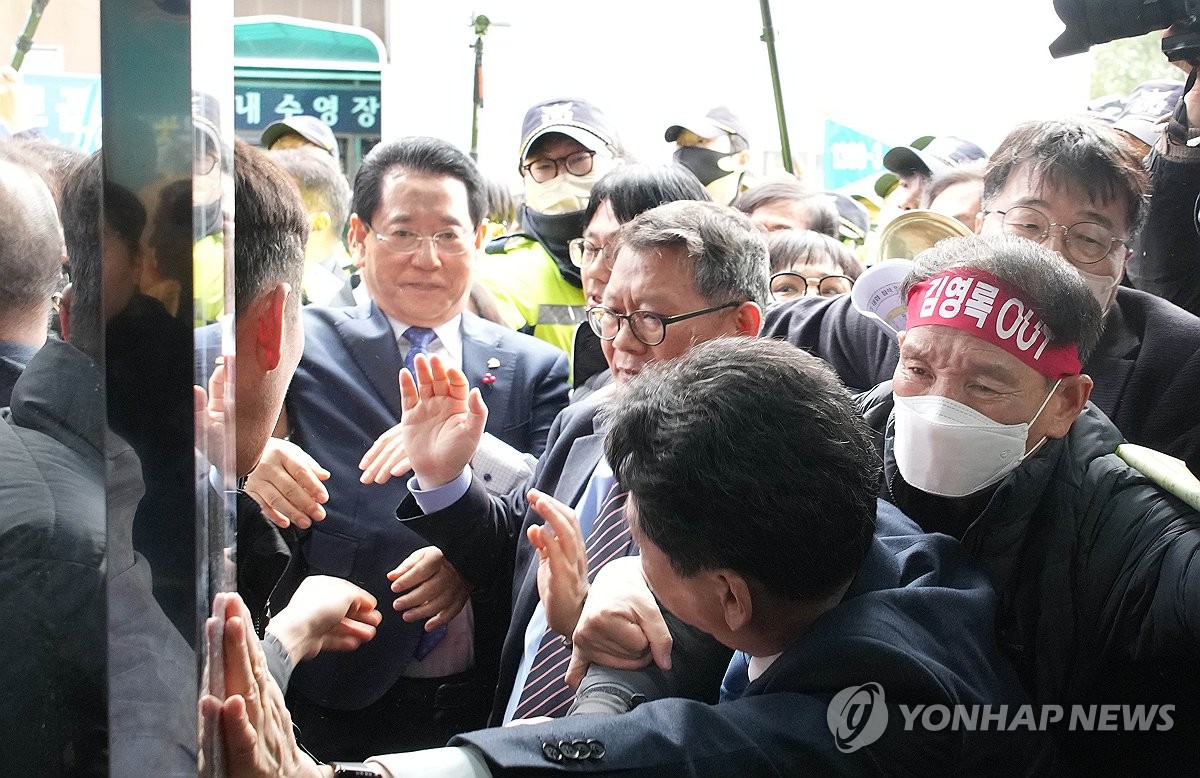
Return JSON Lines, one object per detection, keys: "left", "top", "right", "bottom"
{"left": 1, "top": 65, "right": 1199, "bottom": 777}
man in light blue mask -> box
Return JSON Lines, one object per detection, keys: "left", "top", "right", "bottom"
{"left": 856, "top": 233, "right": 1200, "bottom": 773}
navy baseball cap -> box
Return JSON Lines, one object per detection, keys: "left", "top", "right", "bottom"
{"left": 261, "top": 115, "right": 338, "bottom": 158}
{"left": 519, "top": 98, "right": 620, "bottom": 161}
{"left": 1112, "top": 79, "right": 1184, "bottom": 148}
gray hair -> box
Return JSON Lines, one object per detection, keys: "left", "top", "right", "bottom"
{"left": 901, "top": 234, "right": 1104, "bottom": 364}
{"left": 612, "top": 200, "right": 770, "bottom": 305}
{"left": 0, "top": 158, "right": 63, "bottom": 319}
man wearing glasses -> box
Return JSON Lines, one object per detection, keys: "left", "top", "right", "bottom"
{"left": 391, "top": 200, "right": 766, "bottom": 730}
{"left": 764, "top": 118, "right": 1200, "bottom": 475}
{"left": 476, "top": 98, "right": 624, "bottom": 363}
{"left": 273, "top": 136, "right": 569, "bottom": 759}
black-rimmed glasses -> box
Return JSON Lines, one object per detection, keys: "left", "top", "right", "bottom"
{"left": 586, "top": 301, "right": 740, "bottom": 347}
{"left": 769, "top": 272, "right": 854, "bottom": 302}
{"left": 521, "top": 150, "right": 596, "bottom": 183}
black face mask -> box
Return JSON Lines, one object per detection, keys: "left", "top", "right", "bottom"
{"left": 520, "top": 205, "right": 586, "bottom": 287}
{"left": 673, "top": 146, "right": 732, "bottom": 187}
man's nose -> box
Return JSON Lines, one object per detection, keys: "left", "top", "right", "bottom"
{"left": 410, "top": 238, "right": 441, "bottom": 268}
{"left": 1041, "top": 225, "right": 1069, "bottom": 256}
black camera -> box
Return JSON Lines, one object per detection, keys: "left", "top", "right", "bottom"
{"left": 1050, "top": 0, "right": 1200, "bottom": 60}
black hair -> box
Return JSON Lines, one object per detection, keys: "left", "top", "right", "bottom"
{"left": 233, "top": 140, "right": 308, "bottom": 317}
{"left": 582, "top": 163, "right": 710, "bottom": 227}
{"left": 983, "top": 119, "right": 1149, "bottom": 239}
{"left": 351, "top": 136, "right": 487, "bottom": 228}
{"left": 605, "top": 337, "right": 879, "bottom": 600}
{"left": 766, "top": 229, "right": 862, "bottom": 279}
{"left": 732, "top": 177, "right": 840, "bottom": 239}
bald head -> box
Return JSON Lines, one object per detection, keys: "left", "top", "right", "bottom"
{"left": 0, "top": 158, "right": 63, "bottom": 345}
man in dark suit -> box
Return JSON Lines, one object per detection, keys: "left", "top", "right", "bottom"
{"left": 273, "top": 136, "right": 569, "bottom": 758}
{"left": 206, "top": 338, "right": 1047, "bottom": 776}
{"left": 764, "top": 118, "right": 1200, "bottom": 474}
{"left": 393, "top": 201, "right": 767, "bottom": 725}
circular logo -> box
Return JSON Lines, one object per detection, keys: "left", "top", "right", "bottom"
{"left": 827, "top": 682, "right": 889, "bottom": 753}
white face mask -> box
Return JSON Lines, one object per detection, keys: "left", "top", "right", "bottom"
{"left": 523, "top": 152, "right": 614, "bottom": 215}
{"left": 1076, "top": 266, "right": 1120, "bottom": 314}
{"left": 892, "top": 381, "right": 1061, "bottom": 498}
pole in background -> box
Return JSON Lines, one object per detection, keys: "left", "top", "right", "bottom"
{"left": 758, "top": 0, "right": 794, "bottom": 173}
{"left": 469, "top": 13, "right": 508, "bottom": 161}
{"left": 11, "top": 0, "right": 51, "bottom": 71}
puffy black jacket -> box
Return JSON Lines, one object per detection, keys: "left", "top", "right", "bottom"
{"left": 860, "top": 384, "right": 1200, "bottom": 774}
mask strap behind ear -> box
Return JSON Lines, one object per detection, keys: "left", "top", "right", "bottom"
{"left": 1029, "top": 378, "right": 1063, "bottom": 426}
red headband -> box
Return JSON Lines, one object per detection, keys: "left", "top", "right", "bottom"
{"left": 905, "top": 268, "right": 1082, "bottom": 379}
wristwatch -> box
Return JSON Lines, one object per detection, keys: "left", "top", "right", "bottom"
{"left": 330, "top": 762, "right": 383, "bottom": 777}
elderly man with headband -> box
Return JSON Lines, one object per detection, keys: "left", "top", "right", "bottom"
{"left": 558, "top": 234, "right": 1198, "bottom": 775}
{"left": 855, "top": 234, "right": 1200, "bottom": 773}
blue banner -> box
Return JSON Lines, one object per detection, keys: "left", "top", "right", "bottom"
{"left": 823, "top": 120, "right": 890, "bottom": 191}
{"left": 20, "top": 73, "right": 103, "bottom": 152}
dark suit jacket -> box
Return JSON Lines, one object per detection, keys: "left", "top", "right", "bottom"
{"left": 450, "top": 502, "right": 1049, "bottom": 776}
{"left": 400, "top": 391, "right": 732, "bottom": 724}
{"left": 763, "top": 286, "right": 1200, "bottom": 474}
{"left": 399, "top": 392, "right": 609, "bottom": 723}
{"left": 283, "top": 301, "right": 568, "bottom": 710}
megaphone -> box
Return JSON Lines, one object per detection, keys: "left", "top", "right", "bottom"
{"left": 873, "top": 209, "right": 973, "bottom": 264}
{"left": 852, "top": 259, "right": 914, "bottom": 338}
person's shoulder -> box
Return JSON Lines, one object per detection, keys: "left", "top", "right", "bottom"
{"left": 464, "top": 312, "right": 566, "bottom": 361}
{"left": 556, "top": 386, "right": 610, "bottom": 430}
{"left": 1058, "top": 405, "right": 1198, "bottom": 534}
{"left": 1116, "top": 287, "right": 1200, "bottom": 348}
{"left": 0, "top": 421, "right": 106, "bottom": 568}
{"left": 479, "top": 235, "right": 553, "bottom": 273}
{"left": 302, "top": 299, "right": 372, "bottom": 327}
{"left": 762, "top": 294, "right": 843, "bottom": 331}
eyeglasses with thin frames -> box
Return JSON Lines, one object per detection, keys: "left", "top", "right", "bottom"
{"left": 982, "top": 206, "right": 1127, "bottom": 265}
{"left": 361, "top": 220, "right": 472, "bottom": 258}
{"left": 568, "top": 238, "right": 613, "bottom": 270}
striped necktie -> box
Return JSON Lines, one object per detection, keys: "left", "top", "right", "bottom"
{"left": 511, "top": 481, "right": 630, "bottom": 719}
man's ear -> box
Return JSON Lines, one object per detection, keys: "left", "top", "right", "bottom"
{"left": 734, "top": 301, "right": 763, "bottom": 337}
{"left": 974, "top": 210, "right": 986, "bottom": 234}
{"left": 1043, "top": 374, "right": 1092, "bottom": 439}
{"left": 474, "top": 222, "right": 487, "bottom": 251}
{"left": 58, "top": 282, "right": 74, "bottom": 343}
{"left": 715, "top": 570, "right": 753, "bottom": 634}
{"left": 347, "top": 214, "right": 369, "bottom": 268}
{"left": 253, "top": 282, "right": 292, "bottom": 372}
